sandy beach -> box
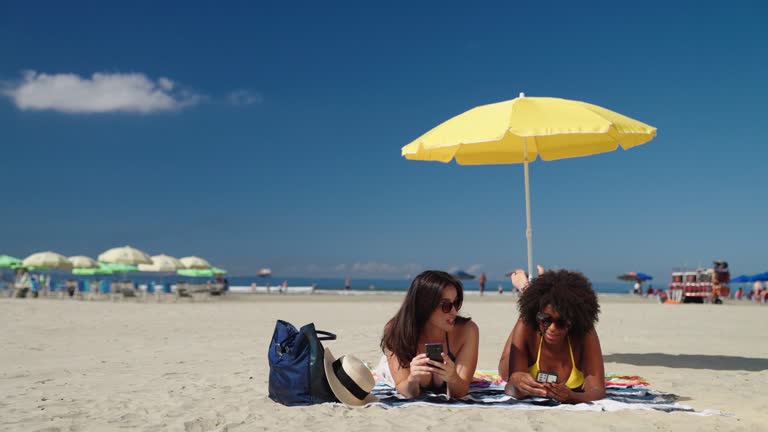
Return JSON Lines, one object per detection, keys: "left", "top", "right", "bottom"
{"left": 2, "top": 294, "right": 767, "bottom": 431}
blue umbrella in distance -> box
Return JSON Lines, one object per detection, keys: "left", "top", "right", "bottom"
{"left": 617, "top": 272, "right": 653, "bottom": 282}
{"left": 452, "top": 270, "right": 476, "bottom": 280}
{"left": 730, "top": 275, "right": 753, "bottom": 283}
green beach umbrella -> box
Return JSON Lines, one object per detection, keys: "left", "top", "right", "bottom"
{"left": 73, "top": 262, "right": 115, "bottom": 275}
{"left": 177, "top": 267, "right": 227, "bottom": 277}
{"left": 102, "top": 262, "right": 139, "bottom": 273}
{"left": 0, "top": 255, "right": 22, "bottom": 268}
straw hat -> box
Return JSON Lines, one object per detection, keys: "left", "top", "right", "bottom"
{"left": 323, "top": 348, "right": 377, "bottom": 406}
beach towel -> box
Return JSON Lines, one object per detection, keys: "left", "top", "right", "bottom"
{"left": 366, "top": 368, "right": 722, "bottom": 415}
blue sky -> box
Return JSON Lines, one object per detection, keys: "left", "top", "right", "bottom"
{"left": 1, "top": 1, "right": 766, "bottom": 281}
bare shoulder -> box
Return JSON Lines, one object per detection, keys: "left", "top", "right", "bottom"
{"left": 511, "top": 317, "right": 535, "bottom": 338}
{"left": 512, "top": 318, "right": 539, "bottom": 351}
{"left": 452, "top": 319, "right": 479, "bottom": 346}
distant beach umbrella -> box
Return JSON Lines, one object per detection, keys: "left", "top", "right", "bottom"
{"left": 0, "top": 255, "right": 22, "bottom": 268}
{"left": 452, "top": 270, "right": 476, "bottom": 280}
{"left": 98, "top": 246, "right": 152, "bottom": 265}
{"left": 180, "top": 256, "right": 211, "bottom": 269}
{"left": 730, "top": 275, "right": 753, "bottom": 283}
{"left": 102, "top": 262, "right": 139, "bottom": 273}
{"left": 138, "top": 254, "right": 185, "bottom": 272}
{"left": 177, "top": 267, "right": 226, "bottom": 277}
{"left": 617, "top": 272, "right": 653, "bottom": 283}
{"left": 73, "top": 262, "right": 114, "bottom": 275}
{"left": 68, "top": 255, "right": 99, "bottom": 269}
{"left": 751, "top": 272, "right": 768, "bottom": 282}
{"left": 402, "top": 93, "right": 656, "bottom": 278}
{"left": 22, "top": 251, "right": 73, "bottom": 270}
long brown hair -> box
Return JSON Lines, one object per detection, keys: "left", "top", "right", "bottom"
{"left": 381, "top": 270, "right": 470, "bottom": 368}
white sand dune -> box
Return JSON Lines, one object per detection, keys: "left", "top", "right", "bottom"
{"left": 1, "top": 295, "right": 766, "bottom": 431}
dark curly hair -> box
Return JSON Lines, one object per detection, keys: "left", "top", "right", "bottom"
{"left": 518, "top": 269, "right": 600, "bottom": 339}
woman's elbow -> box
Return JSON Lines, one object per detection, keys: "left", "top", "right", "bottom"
{"left": 595, "top": 386, "right": 606, "bottom": 400}
{"left": 582, "top": 385, "right": 606, "bottom": 402}
{"left": 498, "top": 361, "right": 508, "bottom": 380}
{"left": 451, "top": 385, "right": 470, "bottom": 399}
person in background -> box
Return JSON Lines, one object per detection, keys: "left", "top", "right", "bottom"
{"left": 479, "top": 273, "right": 487, "bottom": 296}
{"left": 30, "top": 274, "right": 40, "bottom": 298}
{"left": 510, "top": 265, "right": 546, "bottom": 294}
{"left": 345, "top": 278, "right": 351, "bottom": 291}
{"left": 14, "top": 269, "right": 31, "bottom": 298}
{"left": 499, "top": 269, "right": 605, "bottom": 404}
{"left": 734, "top": 287, "right": 743, "bottom": 300}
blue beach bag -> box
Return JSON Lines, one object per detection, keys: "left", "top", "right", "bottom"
{"left": 268, "top": 320, "right": 338, "bottom": 406}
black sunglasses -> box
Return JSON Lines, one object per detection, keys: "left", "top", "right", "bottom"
{"left": 439, "top": 299, "right": 461, "bottom": 313}
{"left": 536, "top": 312, "right": 571, "bottom": 330}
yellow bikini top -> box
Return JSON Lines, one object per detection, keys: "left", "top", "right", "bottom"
{"left": 528, "top": 336, "right": 585, "bottom": 389}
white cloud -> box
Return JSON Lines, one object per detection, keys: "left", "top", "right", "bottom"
{"left": 3, "top": 70, "right": 200, "bottom": 113}
{"left": 351, "top": 262, "right": 399, "bottom": 273}
{"left": 329, "top": 262, "right": 423, "bottom": 276}
{"left": 227, "top": 89, "right": 263, "bottom": 106}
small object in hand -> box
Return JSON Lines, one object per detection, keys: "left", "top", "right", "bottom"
{"left": 425, "top": 343, "right": 444, "bottom": 363}
{"left": 535, "top": 371, "right": 558, "bottom": 384}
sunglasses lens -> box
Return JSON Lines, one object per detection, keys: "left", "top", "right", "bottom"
{"left": 537, "top": 312, "right": 570, "bottom": 329}
{"left": 440, "top": 300, "right": 460, "bottom": 313}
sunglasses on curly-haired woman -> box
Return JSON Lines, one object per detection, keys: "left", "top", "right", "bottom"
{"left": 536, "top": 312, "right": 571, "bottom": 330}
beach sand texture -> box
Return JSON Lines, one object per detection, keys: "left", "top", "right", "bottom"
{"left": 2, "top": 295, "right": 767, "bottom": 431}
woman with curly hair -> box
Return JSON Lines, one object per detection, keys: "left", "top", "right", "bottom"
{"left": 377, "top": 270, "right": 479, "bottom": 398}
{"left": 498, "top": 269, "right": 605, "bottom": 403}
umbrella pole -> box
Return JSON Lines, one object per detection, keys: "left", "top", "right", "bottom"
{"left": 523, "top": 137, "right": 534, "bottom": 280}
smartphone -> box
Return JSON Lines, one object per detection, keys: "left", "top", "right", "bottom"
{"left": 535, "top": 370, "right": 558, "bottom": 384}
{"left": 425, "top": 343, "right": 444, "bottom": 362}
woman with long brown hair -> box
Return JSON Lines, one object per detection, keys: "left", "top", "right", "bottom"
{"left": 377, "top": 270, "right": 479, "bottom": 398}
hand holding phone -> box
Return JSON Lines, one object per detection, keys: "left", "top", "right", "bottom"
{"left": 425, "top": 343, "right": 444, "bottom": 363}
{"left": 535, "top": 370, "right": 558, "bottom": 384}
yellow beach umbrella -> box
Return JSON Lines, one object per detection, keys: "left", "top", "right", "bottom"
{"left": 402, "top": 93, "right": 657, "bottom": 276}
{"left": 179, "top": 256, "right": 211, "bottom": 269}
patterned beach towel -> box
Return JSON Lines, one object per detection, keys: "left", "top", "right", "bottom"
{"left": 367, "top": 369, "right": 721, "bottom": 414}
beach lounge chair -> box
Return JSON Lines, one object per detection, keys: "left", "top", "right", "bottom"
{"left": 30, "top": 278, "right": 40, "bottom": 298}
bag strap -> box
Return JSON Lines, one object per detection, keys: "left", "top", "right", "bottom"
{"left": 315, "top": 330, "right": 336, "bottom": 341}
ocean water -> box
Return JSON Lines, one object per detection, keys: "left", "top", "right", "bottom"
{"left": 7, "top": 272, "right": 649, "bottom": 295}
{"left": 181, "top": 276, "right": 643, "bottom": 295}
